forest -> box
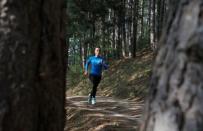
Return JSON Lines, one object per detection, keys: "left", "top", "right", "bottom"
{"left": 0, "top": 0, "right": 202, "bottom": 131}
{"left": 67, "top": 0, "right": 166, "bottom": 69}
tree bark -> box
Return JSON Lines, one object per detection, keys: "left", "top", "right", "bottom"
{"left": 122, "top": 0, "right": 127, "bottom": 57}
{"left": 151, "top": 0, "right": 156, "bottom": 50}
{"left": 0, "top": 0, "right": 66, "bottom": 131}
{"left": 132, "top": 0, "right": 138, "bottom": 58}
{"left": 141, "top": 1, "right": 203, "bottom": 131}
{"left": 148, "top": 0, "right": 152, "bottom": 46}
{"left": 156, "top": 0, "right": 166, "bottom": 41}
{"left": 141, "top": 0, "right": 145, "bottom": 41}
{"left": 66, "top": 35, "right": 70, "bottom": 69}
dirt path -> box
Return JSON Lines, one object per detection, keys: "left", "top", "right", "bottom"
{"left": 65, "top": 96, "right": 144, "bottom": 131}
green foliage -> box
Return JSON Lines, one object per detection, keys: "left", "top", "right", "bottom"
{"left": 67, "top": 0, "right": 152, "bottom": 67}
{"left": 137, "top": 34, "right": 150, "bottom": 50}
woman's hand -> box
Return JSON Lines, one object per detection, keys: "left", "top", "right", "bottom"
{"left": 84, "top": 71, "right": 88, "bottom": 76}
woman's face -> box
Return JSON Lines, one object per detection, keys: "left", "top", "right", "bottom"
{"left": 95, "top": 48, "right": 100, "bottom": 56}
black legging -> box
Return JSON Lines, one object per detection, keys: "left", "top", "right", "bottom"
{"left": 89, "top": 74, "right": 101, "bottom": 98}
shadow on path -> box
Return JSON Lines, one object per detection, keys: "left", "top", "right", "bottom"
{"left": 65, "top": 96, "right": 144, "bottom": 131}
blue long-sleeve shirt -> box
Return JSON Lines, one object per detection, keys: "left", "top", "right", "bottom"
{"left": 85, "top": 56, "right": 108, "bottom": 76}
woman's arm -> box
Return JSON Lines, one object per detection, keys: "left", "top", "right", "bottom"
{"left": 84, "top": 57, "right": 91, "bottom": 75}
{"left": 102, "top": 59, "right": 109, "bottom": 70}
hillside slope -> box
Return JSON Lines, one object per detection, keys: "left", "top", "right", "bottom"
{"left": 66, "top": 50, "right": 153, "bottom": 99}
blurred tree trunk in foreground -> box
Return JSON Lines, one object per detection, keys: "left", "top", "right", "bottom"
{"left": 141, "top": 1, "right": 203, "bottom": 131}
{"left": 0, "top": 0, "right": 66, "bottom": 131}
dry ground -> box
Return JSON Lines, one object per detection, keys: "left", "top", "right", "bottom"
{"left": 65, "top": 96, "right": 144, "bottom": 131}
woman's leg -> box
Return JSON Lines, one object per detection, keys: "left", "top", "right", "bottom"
{"left": 89, "top": 74, "right": 94, "bottom": 97}
{"left": 91, "top": 75, "right": 101, "bottom": 98}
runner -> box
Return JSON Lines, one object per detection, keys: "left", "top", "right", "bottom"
{"left": 84, "top": 47, "right": 108, "bottom": 104}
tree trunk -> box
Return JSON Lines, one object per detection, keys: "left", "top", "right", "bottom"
{"left": 80, "top": 38, "right": 85, "bottom": 69}
{"left": 66, "top": 35, "right": 70, "bottom": 69}
{"left": 132, "top": 0, "right": 138, "bottom": 58}
{"left": 141, "top": 1, "right": 203, "bottom": 131}
{"left": 116, "top": 9, "right": 122, "bottom": 59}
{"left": 117, "top": 25, "right": 122, "bottom": 58}
{"left": 122, "top": 0, "right": 127, "bottom": 58}
{"left": 141, "top": 0, "right": 145, "bottom": 41}
{"left": 156, "top": 0, "right": 166, "bottom": 41}
{"left": 79, "top": 39, "right": 83, "bottom": 68}
{"left": 147, "top": 0, "right": 152, "bottom": 46}
{"left": 151, "top": 0, "right": 156, "bottom": 50}
{"left": 129, "top": 1, "right": 133, "bottom": 57}
{"left": 112, "top": 10, "right": 116, "bottom": 59}
{"left": 0, "top": 0, "right": 66, "bottom": 131}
